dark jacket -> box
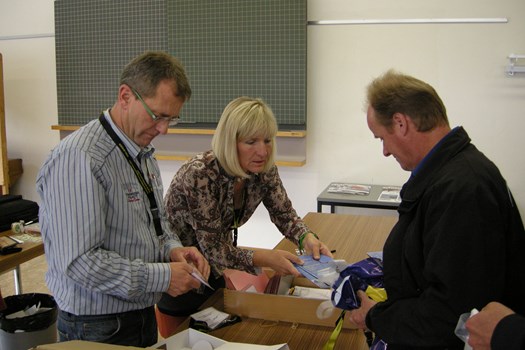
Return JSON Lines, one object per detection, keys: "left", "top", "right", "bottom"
{"left": 492, "top": 313, "right": 525, "bottom": 350}
{"left": 366, "top": 127, "right": 525, "bottom": 349}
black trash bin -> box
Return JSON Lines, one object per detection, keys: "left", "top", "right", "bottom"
{"left": 0, "top": 293, "right": 58, "bottom": 350}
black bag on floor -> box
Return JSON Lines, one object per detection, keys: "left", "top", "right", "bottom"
{"left": 0, "top": 195, "right": 39, "bottom": 232}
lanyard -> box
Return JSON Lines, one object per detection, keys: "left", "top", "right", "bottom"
{"left": 231, "top": 185, "right": 246, "bottom": 247}
{"left": 232, "top": 209, "right": 241, "bottom": 247}
{"left": 99, "top": 114, "right": 163, "bottom": 237}
{"left": 322, "top": 310, "right": 346, "bottom": 350}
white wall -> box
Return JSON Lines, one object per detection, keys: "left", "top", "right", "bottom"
{"left": 2, "top": 0, "right": 524, "bottom": 249}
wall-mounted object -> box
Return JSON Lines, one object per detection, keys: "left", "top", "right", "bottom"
{"left": 307, "top": 18, "right": 508, "bottom": 25}
{"left": 54, "top": 0, "right": 307, "bottom": 130}
{"left": 506, "top": 54, "right": 525, "bottom": 76}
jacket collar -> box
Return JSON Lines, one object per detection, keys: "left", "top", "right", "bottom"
{"left": 399, "top": 126, "right": 471, "bottom": 211}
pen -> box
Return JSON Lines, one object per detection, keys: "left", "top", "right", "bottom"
{"left": 9, "top": 236, "right": 24, "bottom": 244}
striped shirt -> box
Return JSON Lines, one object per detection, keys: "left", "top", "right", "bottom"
{"left": 36, "top": 110, "right": 182, "bottom": 315}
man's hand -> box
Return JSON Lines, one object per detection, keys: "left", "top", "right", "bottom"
{"left": 349, "top": 290, "right": 377, "bottom": 329}
{"left": 253, "top": 249, "right": 303, "bottom": 276}
{"left": 465, "top": 302, "right": 515, "bottom": 350}
{"left": 170, "top": 246, "right": 210, "bottom": 281}
{"left": 166, "top": 262, "right": 201, "bottom": 297}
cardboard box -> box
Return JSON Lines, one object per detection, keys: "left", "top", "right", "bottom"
{"left": 223, "top": 274, "right": 357, "bottom": 330}
{"left": 155, "top": 328, "right": 288, "bottom": 349}
{"left": 32, "top": 340, "right": 154, "bottom": 350}
{"left": 33, "top": 329, "right": 288, "bottom": 350}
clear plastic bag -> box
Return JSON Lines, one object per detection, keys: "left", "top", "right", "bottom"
{"left": 454, "top": 309, "right": 479, "bottom": 350}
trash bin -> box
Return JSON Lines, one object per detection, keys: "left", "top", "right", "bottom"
{"left": 0, "top": 293, "right": 58, "bottom": 350}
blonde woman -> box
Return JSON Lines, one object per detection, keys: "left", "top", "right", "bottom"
{"left": 155, "top": 96, "right": 332, "bottom": 337}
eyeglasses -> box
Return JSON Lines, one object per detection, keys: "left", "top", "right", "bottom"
{"left": 132, "top": 88, "right": 180, "bottom": 127}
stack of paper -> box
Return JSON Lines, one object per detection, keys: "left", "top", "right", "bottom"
{"left": 327, "top": 183, "right": 371, "bottom": 195}
{"left": 377, "top": 187, "right": 401, "bottom": 202}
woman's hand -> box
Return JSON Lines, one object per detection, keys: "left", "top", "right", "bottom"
{"left": 253, "top": 249, "right": 303, "bottom": 276}
{"left": 302, "top": 232, "right": 333, "bottom": 259}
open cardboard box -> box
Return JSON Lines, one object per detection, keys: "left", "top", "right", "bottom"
{"left": 32, "top": 341, "right": 154, "bottom": 350}
{"left": 155, "top": 328, "right": 288, "bottom": 349}
{"left": 223, "top": 269, "right": 357, "bottom": 329}
{"left": 33, "top": 329, "right": 288, "bottom": 350}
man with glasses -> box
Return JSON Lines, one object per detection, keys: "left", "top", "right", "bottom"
{"left": 36, "top": 51, "right": 210, "bottom": 347}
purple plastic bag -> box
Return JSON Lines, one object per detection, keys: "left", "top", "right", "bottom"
{"left": 330, "top": 257, "right": 387, "bottom": 349}
{"left": 331, "top": 257, "right": 384, "bottom": 310}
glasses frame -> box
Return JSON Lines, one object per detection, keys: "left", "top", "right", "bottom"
{"left": 131, "top": 88, "right": 180, "bottom": 127}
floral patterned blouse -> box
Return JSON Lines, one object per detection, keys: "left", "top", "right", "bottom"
{"left": 164, "top": 150, "right": 311, "bottom": 277}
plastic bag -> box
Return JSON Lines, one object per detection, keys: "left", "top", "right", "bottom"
{"left": 329, "top": 257, "right": 388, "bottom": 350}
{"left": 331, "top": 257, "right": 385, "bottom": 310}
{"left": 454, "top": 309, "right": 479, "bottom": 350}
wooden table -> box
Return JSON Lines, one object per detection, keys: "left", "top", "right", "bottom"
{"left": 0, "top": 229, "right": 45, "bottom": 294}
{"left": 194, "top": 213, "right": 398, "bottom": 350}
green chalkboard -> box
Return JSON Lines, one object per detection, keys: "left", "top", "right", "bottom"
{"left": 55, "top": 0, "right": 307, "bottom": 130}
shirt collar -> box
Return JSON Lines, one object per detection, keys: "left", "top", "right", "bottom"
{"left": 411, "top": 126, "right": 460, "bottom": 177}
{"left": 103, "top": 109, "right": 155, "bottom": 160}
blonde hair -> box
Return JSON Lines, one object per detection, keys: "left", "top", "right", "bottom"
{"left": 212, "top": 96, "right": 277, "bottom": 178}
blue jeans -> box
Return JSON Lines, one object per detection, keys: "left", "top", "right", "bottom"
{"left": 57, "top": 306, "right": 157, "bottom": 347}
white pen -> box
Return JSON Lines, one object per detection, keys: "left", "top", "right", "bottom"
{"left": 8, "top": 236, "right": 24, "bottom": 244}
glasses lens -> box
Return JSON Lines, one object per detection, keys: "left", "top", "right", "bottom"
{"left": 168, "top": 118, "right": 179, "bottom": 127}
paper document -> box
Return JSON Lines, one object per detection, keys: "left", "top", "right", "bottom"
{"left": 290, "top": 286, "right": 332, "bottom": 300}
{"left": 367, "top": 251, "right": 383, "bottom": 268}
{"left": 191, "top": 270, "right": 214, "bottom": 290}
{"left": 327, "top": 183, "right": 371, "bottom": 195}
{"left": 191, "top": 307, "right": 230, "bottom": 330}
{"left": 294, "top": 255, "right": 338, "bottom": 288}
{"left": 377, "top": 187, "right": 401, "bottom": 202}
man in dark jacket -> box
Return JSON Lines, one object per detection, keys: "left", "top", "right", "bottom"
{"left": 349, "top": 70, "right": 525, "bottom": 349}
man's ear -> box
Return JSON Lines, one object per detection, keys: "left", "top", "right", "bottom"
{"left": 118, "top": 84, "right": 134, "bottom": 109}
{"left": 392, "top": 112, "right": 409, "bottom": 136}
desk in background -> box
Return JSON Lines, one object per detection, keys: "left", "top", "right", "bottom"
{"left": 0, "top": 230, "right": 44, "bottom": 294}
{"left": 317, "top": 183, "right": 401, "bottom": 213}
{"left": 195, "top": 213, "right": 398, "bottom": 350}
